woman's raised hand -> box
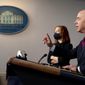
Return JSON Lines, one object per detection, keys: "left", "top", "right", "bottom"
{"left": 43, "top": 33, "right": 53, "bottom": 47}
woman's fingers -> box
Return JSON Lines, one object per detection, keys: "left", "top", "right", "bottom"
{"left": 50, "top": 56, "right": 58, "bottom": 64}
{"left": 62, "top": 65, "right": 71, "bottom": 70}
{"left": 63, "top": 65, "right": 70, "bottom": 69}
{"left": 43, "top": 33, "right": 53, "bottom": 47}
{"left": 43, "top": 37, "right": 48, "bottom": 44}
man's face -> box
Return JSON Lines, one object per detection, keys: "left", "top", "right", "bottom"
{"left": 75, "top": 10, "right": 85, "bottom": 33}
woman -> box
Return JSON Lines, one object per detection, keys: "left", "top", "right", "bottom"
{"left": 43, "top": 25, "right": 73, "bottom": 68}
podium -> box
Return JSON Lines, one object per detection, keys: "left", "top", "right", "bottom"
{"left": 6, "top": 57, "right": 85, "bottom": 85}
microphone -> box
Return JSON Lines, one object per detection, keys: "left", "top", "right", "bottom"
{"left": 38, "top": 54, "right": 47, "bottom": 64}
{"left": 16, "top": 50, "right": 27, "bottom": 60}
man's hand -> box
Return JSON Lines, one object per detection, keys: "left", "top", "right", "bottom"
{"left": 62, "top": 65, "right": 77, "bottom": 72}
{"left": 50, "top": 56, "right": 58, "bottom": 64}
{"left": 43, "top": 33, "right": 53, "bottom": 47}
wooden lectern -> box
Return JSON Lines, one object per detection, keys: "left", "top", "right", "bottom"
{"left": 6, "top": 57, "right": 85, "bottom": 85}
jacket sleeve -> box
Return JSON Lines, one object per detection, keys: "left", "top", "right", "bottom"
{"left": 58, "top": 44, "right": 78, "bottom": 64}
{"left": 47, "top": 50, "right": 52, "bottom": 64}
{"left": 68, "top": 45, "right": 78, "bottom": 59}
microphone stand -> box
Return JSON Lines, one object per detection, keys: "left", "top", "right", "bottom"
{"left": 38, "top": 54, "right": 47, "bottom": 64}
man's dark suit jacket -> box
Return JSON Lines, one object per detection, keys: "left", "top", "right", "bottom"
{"left": 71, "top": 38, "right": 85, "bottom": 75}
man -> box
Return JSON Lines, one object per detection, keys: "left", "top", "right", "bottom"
{"left": 63, "top": 10, "right": 85, "bottom": 75}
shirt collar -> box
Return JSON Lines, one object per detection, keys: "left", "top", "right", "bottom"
{"left": 80, "top": 37, "right": 85, "bottom": 46}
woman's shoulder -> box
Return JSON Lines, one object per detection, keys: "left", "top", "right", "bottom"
{"left": 64, "top": 43, "right": 73, "bottom": 49}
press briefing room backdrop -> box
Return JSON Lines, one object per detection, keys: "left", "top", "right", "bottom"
{"left": 0, "top": 0, "right": 85, "bottom": 85}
